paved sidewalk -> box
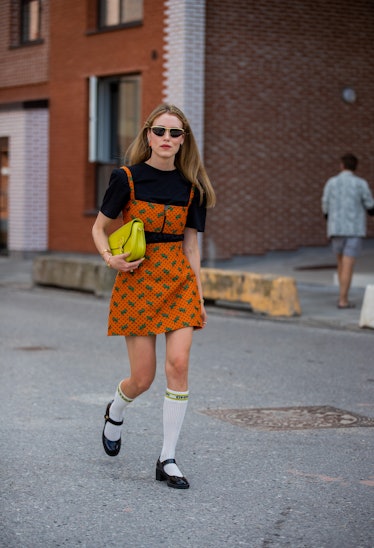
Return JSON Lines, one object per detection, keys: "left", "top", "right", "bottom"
{"left": 1, "top": 240, "right": 373, "bottom": 332}
{"left": 204, "top": 240, "right": 374, "bottom": 332}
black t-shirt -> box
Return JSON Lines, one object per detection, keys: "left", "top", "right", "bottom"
{"left": 100, "top": 163, "right": 206, "bottom": 232}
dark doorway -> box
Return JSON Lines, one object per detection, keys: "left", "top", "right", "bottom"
{"left": 0, "top": 137, "right": 9, "bottom": 253}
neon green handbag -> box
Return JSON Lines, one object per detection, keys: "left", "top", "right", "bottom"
{"left": 108, "top": 218, "right": 146, "bottom": 262}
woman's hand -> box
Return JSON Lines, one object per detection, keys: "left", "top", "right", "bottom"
{"left": 183, "top": 228, "right": 207, "bottom": 329}
{"left": 108, "top": 253, "right": 144, "bottom": 273}
{"left": 201, "top": 301, "right": 208, "bottom": 328}
{"left": 92, "top": 212, "right": 145, "bottom": 273}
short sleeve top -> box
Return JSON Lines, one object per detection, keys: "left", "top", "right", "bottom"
{"left": 100, "top": 163, "right": 206, "bottom": 232}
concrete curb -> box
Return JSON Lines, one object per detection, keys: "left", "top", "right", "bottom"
{"left": 359, "top": 284, "right": 374, "bottom": 329}
{"left": 32, "top": 255, "right": 116, "bottom": 297}
{"left": 201, "top": 268, "right": 301, "bottom": 317}
{"left": 33, "top": 256, "right": 301, "bottom": 317}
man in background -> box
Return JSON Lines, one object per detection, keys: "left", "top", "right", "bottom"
{"left": 322, "top": 153, "right": 374, "bottom": 309}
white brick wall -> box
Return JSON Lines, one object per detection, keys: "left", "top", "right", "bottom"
{"left": 163, "top": 0, "right": 206, "bottom": 153}
{"left": 0, "top": 108, "right": 49, "bottom": 253}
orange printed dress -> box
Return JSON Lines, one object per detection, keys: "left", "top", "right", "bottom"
{"left": 108, "top": 166, "right": 203, "bottom": 336}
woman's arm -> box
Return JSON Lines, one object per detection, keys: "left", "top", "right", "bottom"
{"left": 92, "top": 212, "right": 144, "bottom": 272}
{"left": 183, "top": 227, "right": 207, "bottom": 326}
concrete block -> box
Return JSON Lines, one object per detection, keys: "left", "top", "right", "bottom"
{"left": 32, "top": 256, "right": 301, "bottom": 317}
{"left": 32, "top": 256, "right": 116, "bottom": 296}
{"left": 201, "top": 268, "right": 301, "bottom": 317}
{"left": 359, "top": 285, "right": 374, "bottom": 329}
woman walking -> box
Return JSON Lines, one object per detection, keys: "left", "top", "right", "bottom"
{"left": 92, "top": 104, "right": 216, "bottom": 489}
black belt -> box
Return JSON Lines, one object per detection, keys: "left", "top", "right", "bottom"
{"left": 145, "top": 232, "right": 184, "bottom": 244}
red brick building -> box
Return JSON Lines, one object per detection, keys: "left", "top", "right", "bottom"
{"left": 1, "top": 0, "right": 373, "bottom": 260}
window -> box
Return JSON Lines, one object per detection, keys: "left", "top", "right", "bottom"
{"left": 21, "top": 0, "right": 41, "bottom": 43}
{"left": 99, "top": 0, "right": 143, "bottom": 29}
{"left": 90, "top": 75, "right": 141, "bottom": 207}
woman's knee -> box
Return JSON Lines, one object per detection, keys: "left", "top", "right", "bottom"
{"left": 122, "top": 368, "right": 155, "bottom": 397}
{"left": 133, "top": 372, "right": 155, "bottom": 394}
{"left": 125, "top": 336, "right": 157, "bottom": 395}
{"left": 165, "top": 354, "right": 189, "bottom": 378}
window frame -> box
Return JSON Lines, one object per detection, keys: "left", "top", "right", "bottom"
{"left": 20, "top": 0, "right": 42, "bottom": 45}
{"left": 96, "top": 74, "right": 141, "bottom": 163}
{"left": 91, "top": 74, "right": 141, "bottom": 208}
{"left": 98, "top": 0, "right": 143, "bottom": 31}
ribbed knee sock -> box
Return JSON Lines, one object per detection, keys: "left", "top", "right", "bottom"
{"left": 104, "top": 383, "right": 133, "bottom": 441}
{"left": 160, "top": 388, "right": 189, "bottom": 477}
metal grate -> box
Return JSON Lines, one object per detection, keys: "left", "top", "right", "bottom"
{"left": 201, "top": 406, "right": 374, "bottom": 431}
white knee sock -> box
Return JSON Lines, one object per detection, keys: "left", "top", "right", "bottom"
{"left": 160, "top": 388, "right": 189, "bottom": 477}
{"left": 104, "top": 383, "right": 133, "bottom": 441}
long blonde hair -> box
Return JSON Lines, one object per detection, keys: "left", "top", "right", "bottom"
{"left": 125, "top": 104, "right": 216, "bottom": 208}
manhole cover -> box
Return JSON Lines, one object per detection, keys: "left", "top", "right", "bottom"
{"left": 201, "top": 406, "right": 374, "bottom": 431}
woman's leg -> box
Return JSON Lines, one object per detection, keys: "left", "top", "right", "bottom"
{"left": 159, "top": 327, "right": 193, "bottom": 478}
{"left": 104, "top": 336, "right": 157, "bottom": 443}
{"left": 123, "top": 335, "right": 157, "bottom": 398}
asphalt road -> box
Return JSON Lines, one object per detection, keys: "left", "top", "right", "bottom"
{"left": 1, "top": 283, "right": 373, "bottom": 548}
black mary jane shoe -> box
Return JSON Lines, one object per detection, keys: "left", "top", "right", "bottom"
{"left": 155, "top": 458, "right": 190, "bottom": 489}
{"left": 102, "top": 401, "right": 123, "bottom": 457}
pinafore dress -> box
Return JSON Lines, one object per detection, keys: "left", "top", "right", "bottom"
{"left": 108, "top": 166, "right": 203, "bottom": 336}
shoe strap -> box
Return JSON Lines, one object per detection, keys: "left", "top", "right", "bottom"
{"left": 161, "top": 458, "right": 176, "bottom": 466}
{"left": 104, "top": 413, "right": 123, "bottom": 426}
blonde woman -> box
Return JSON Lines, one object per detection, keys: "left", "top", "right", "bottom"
{"left": 92, "top": 104, "right": 216, "bottom": 489}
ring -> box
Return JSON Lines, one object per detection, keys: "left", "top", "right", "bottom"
{"left": 130, "top": 269, "right": 134, "bottom": 273}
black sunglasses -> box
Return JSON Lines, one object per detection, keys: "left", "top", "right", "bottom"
{"left": 150, "top": 126, "right": 185, "bottom": 138}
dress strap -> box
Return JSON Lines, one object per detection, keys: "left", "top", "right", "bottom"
{"left": 187, "top": 184, "right": 195, "bottom": 207}
{"left": 121, "top": 166, "right": 135, "bottom": 200}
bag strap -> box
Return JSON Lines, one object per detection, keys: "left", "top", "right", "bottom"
{"left": 121, "top": 166, "right": 135, "bottom": 200}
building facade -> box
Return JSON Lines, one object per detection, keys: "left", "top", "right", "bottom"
{"left": 0, "top": 0, "right": 373, "bottom": 260}
{"left": 0, "top": 0, "right": 50, "bottom": 253}
{"left": 203, "top": 0, "right": 374, "bottom": 258}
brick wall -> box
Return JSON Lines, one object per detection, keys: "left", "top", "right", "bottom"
{"left": 0, "top": 107, "right": 49, "bottom": 252}
{"left": 0, "top": 0, "right": 49, "bottom": 88}
{"left": 47, "top": 0, "right": 165, "bottom": 252}
{"left": 203, "top": 0, "right": 374, "bottom": 260}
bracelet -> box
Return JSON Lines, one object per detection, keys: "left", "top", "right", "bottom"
{"left": 100, "top": 249, "right": 113, "bottom": 268}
